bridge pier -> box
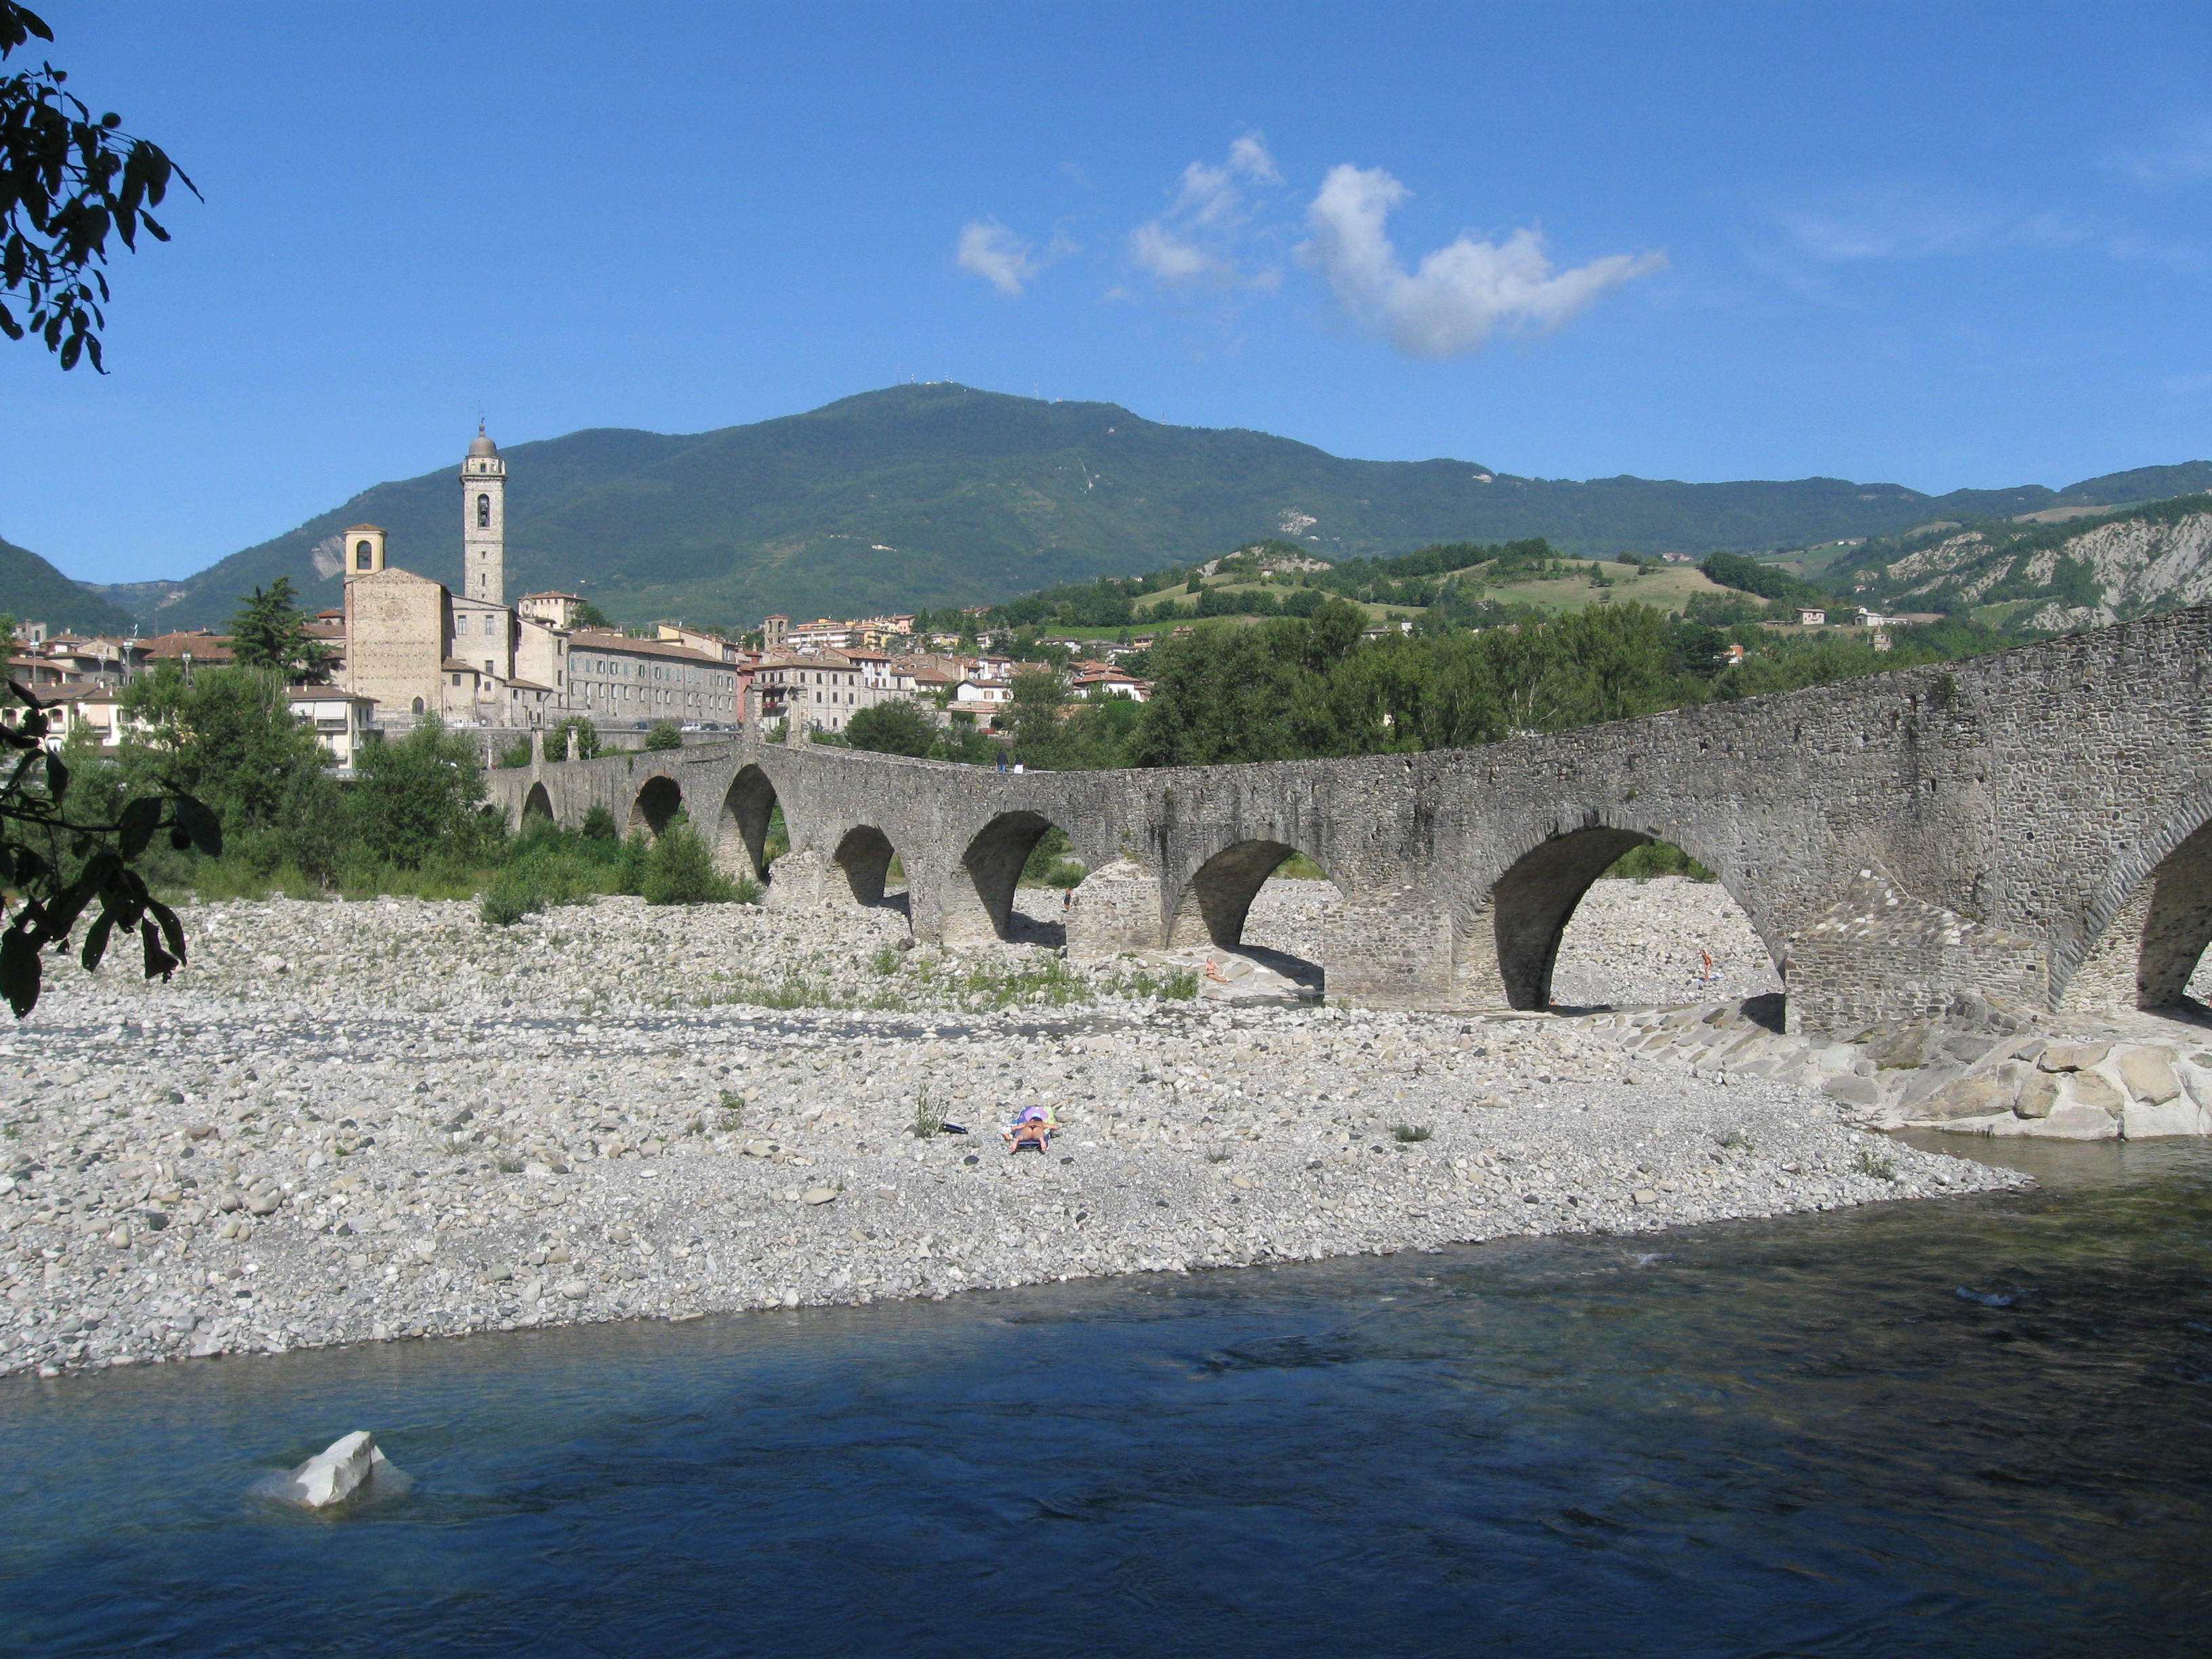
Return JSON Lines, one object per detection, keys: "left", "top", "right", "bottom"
{"left": 1317, "top": 887, "right": 1457, "bottom": 1010}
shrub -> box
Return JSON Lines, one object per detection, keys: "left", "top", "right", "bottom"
{"left": 639, "top": 815, "right": 753, "bottom": 905}
{"left": 613, "top": 830, "right": 653, "bottom": 895}
{"left": 480, "top": 872, "right": 542, "bottom": 926}
{"left": 644, "top": 721, "right": 682, "bottom": 752}
{"left": 581, "top": 804, "right": 618, "bottom": 841}
{"left": 495, "top": 739, "right": 533, "bottom": 769}
{"left": 1603, "top": 840, "right": 1717, "bottom": 882}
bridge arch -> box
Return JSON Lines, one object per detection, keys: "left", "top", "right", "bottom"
{"left": 1459, "top": 823, "right": 1779, "bottom": 1011}
{"left": 521, "top": 781, "right": 553, "bottom": 824}
{"left": 2056, "top": 783, "right": 2212, "bottom": 1012}
{"left": 631, "top": 774, "right": 683, "bottom": 838}
{"left": 716, "top": 762, "right": 782, "bottom": 880}
{"left": 1168, "top": 838, "right": 1340, "bottom": 994}
{"left": 832, "top": 824, "right": 910, "bottom": 912}
{"left": 945, "top": 809, "right": 1078, "bottom": 946}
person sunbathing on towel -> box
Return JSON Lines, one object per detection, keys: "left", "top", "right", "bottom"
{"left": 1003, "top": 1105, "right": 1057, "bottom": 1153}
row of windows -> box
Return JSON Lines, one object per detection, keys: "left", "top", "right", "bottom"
{"left": 575, "top": 655, "right": 729, "bottom": 687}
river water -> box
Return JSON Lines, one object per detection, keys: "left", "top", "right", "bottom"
{"left": 3, "top": 1135, "right": 2207, "bottom": 1657}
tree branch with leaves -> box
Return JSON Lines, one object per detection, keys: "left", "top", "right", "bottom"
{"left": 1, "top": 1, "right": 197, "bottom": 369}
{"left": 0, "top": 681, "right": 218, "bottom": 1017}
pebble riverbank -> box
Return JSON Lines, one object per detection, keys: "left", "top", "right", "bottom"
{"left": 0, "top": 880, "right": 2025, "bottom": 1378}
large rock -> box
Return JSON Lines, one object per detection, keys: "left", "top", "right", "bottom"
{"left": 269, "top": 1431, "right": 399, "bottom": 1509}
{"left": 2122, "top": 1099, "right": 2208, "bottom": 1139}
{"left": 2116, "top": 1048, "right": 2182, "bottom": 1105}
{"left": 2038, "top": 1042, "right": 2112, "bottom": 1073}
{"left": 2068, "top": 1070, "right": 2124, "bottom": 1113}
{"left": 1906, "top": 1065, "right": 2022, "bottom": 1123}
{"left": 1198, "top": 951, "right": 1313, "bottom": 1006}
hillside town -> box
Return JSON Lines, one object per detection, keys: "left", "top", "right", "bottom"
{"left": 4, "top": 428, "right": 1154, "bottom": 766}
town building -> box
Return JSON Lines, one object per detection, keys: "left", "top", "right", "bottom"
{"left": 565, "top": 628, "right": 741, "bottom": 727}
{"left": 340, "top": 433, "right": 573, "bottom": 728}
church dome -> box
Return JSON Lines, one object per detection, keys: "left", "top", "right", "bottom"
{"left": 468, "top": 427, "right": 498, "bottom": 457}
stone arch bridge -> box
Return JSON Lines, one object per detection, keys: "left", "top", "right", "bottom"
{"left": 489, "top": 606, "right": 2212, "bottom": 1037}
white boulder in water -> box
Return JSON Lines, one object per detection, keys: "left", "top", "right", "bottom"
{"left": 266, "top": 1431, "right": 403, "bottom": 1509}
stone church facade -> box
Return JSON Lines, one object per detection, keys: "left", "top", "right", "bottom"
{"left": 341, "top": 427, "right": 735, "bottom": 732}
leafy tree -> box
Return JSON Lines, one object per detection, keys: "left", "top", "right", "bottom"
{"left": 575, "top": 601, "right": 613, "bottom": 629}
{"left": 349, "top": 718, "right": 486, "bottom": 868}
{"left": 226, "top": 578, "right": 330, "bottom": 680}
{"left": 1700, "top": 551, "right": 1820, "bottom": 605}
{"left": 116, "top": 663, "right": 326, "bottom": 830}
{"left": 0, "top": 612, "right": 18, "bottom": 661}
{"left": 1, "top": 3, "right": 197, "bottom": 369}
{"left": 543, "top": 715, "right": 599, "bottom": 762}
{"left": 580, "top": 803, "right": 617, "bottom": 840}
{"left": 1004, "top": 667, "right": 1069, "bottom": 760}
{"left": 928, "top": 715, "right": 998, "bottom": 765}
{"left": 846, "top": 699, "right": 937, "bottom": 757}
{"left": 643, "top": 720, "right": 682, "bottom": 751}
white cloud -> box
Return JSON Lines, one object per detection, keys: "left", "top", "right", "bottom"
{"left": 2116, "top": 118, "right": 2212, "bottom": 188}
{"left": 1128, "top": 133, "right": 1284, "bottom": 291}
{"left": 1300, "top": 165, "right": 1664, "bottom": 359}
{"left": 1776, "top": 188, "right": 2079, "bottom": 262}
{"left": 1228, "top": 133, "right": 1280, "bottom": 184}
{"left": 957, "top": 220, "right": 1042, "bottom": 296}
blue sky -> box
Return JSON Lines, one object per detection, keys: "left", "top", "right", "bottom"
{"left": 5, "top": 1, "right": 2212, "bottom": 584}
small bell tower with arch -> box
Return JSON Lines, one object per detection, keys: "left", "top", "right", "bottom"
{"left": 462, "top": 422, "right": 506, "bottom": 606}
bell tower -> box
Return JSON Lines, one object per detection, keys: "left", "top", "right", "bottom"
{"left": 461, "top": 423, "right": 506, "bottom": 606}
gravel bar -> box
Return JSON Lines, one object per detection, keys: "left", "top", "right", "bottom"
{"left": 0, "top": 886, "right": 2024, "bottom": 1377}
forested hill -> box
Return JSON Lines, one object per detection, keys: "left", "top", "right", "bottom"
{"left": 79, "top": 383, "right": 2212, "bottom": 632}
{"left": 0, "top": 534, "right": 141, "bottom": 635}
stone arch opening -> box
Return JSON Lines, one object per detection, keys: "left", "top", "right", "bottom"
{"left": 631, "top": 774, "right": 682, "bottom": 838}
{"left": 1465, "top": 828, "right": 1780, "bottom": 1012}
{"left": 949, "top": 810, "right": 1075, "bottom": 947}
{"left": 717, "top": 763, "right": 781, "bottom": 879}
{"left": 833, "top": 825, "right": 910, "bottom": 914}
{"left": 2059, "top": 812, "right": 2212, "bottom": 1015}
{"left": 521, "top": 781, "right": 554, "bottom": 825}
{"left": 1169, "top": 840, "right": 1340, "bottom": 994}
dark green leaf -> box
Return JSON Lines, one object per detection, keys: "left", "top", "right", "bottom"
{"left": 145, "top": 896, "right": 185, "bottom": 966}
{"left": 0, "top": 928, "right": 41, "bottom": 1019}
{"left": 79, "top": 908, "right": 113, "bottom": 972}
{"left": 117, "top": 796, "right": 161, "bottom": 859}
{"left": 139, "top": 919, "right": 177, "bottom": 982}
{"left": 173, "top": 793, "right": 222, "bottom": 857}
{"left": 42, "top": 752, "right": 67, "bottom": 805}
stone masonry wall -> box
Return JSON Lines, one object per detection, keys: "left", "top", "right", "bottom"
{"left": 486, "top": 606, "right": 2212, "bottom": 1035}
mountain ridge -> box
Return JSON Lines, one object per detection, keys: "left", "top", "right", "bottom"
{"left": 15, "top": 382, "right": 2209, "bottom": 632}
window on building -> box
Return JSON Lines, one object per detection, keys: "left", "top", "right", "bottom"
{"left": 355, "top": 541, "right": 373, "bottom": 570}
{"left": 477, "top": 493, "right": 491, "bottom": 529}
{"left": 412, "top": 696, "right": 425, "bottom": 713}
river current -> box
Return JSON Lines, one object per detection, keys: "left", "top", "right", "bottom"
{"left": 3, "top": 1135, "right": 2207, "bottom": 1657}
